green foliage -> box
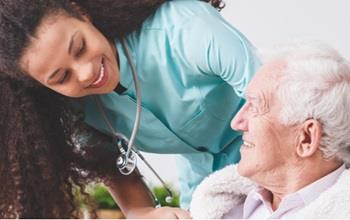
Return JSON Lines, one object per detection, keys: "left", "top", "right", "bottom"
{"left": 90, "top": 184, "right": 119, "bottom": 210}
{"left": 87, "top": 183, "right": 180, "bottom": 210}
{"left": 152, "top": 185, "right": 180, "bottom": 207}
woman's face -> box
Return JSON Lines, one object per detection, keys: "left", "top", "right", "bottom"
{"left": 20, "top": 13, "right": 120, "bottom": 97}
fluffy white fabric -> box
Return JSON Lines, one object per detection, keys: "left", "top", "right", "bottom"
{"left": 190, "top": 164, "right": 350, "bottom": 219}
{"left": 190, "top": 165, "right": 255, "bottom": 219}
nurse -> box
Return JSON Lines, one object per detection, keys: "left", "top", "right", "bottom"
{"left": 0, "top": 0, "right": 260, "bottom": 218}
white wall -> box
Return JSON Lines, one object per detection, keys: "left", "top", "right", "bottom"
{"left": 139, "top": 0, "right": 350, "bottom": 189}
{"left": 222, "top": 0, "right": 350, "bottom": 58}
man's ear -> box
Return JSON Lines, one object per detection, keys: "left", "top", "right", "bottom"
{"left": 296, "top": 119, "right": 322, "bottom": 158}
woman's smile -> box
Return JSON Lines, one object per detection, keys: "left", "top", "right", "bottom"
{"left": 88, "top": 56, "right": 109, "bottom": 88}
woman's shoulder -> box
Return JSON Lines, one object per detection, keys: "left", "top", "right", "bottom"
{"left": 142, "top": 0, "right": 221, "bottom": 30}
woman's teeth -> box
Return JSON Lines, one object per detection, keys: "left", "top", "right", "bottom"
{"left": 91, "top": 63, "right": 105, "bottom": 85}
{"left": 243, "top": 141, "right": 255, "bottom": 148}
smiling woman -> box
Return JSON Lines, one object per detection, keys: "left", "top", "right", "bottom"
{"left": 20, "top": 13, "right": 120, "bottom": 97}
{"left": 0, "top": 0, "right": 166, "bottom": 218}
{"left": 0, "top": 0, "right": 258, "bottom": 218}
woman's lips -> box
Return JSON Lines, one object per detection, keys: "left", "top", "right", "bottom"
{"left": 88, "top": 57, "right": 109, "bottom": 89}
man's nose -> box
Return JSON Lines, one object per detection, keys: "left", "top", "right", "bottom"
{"left": 74, "top": 62, "right": 94, "bottom": 85}
{"left": 231, "top": 105, "right": 248, "bottom": 131}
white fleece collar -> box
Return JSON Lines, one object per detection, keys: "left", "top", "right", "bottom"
{"left": 190, "top": 164, "right": 350, "bottom": 219}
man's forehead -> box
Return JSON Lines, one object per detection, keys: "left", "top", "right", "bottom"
{"left": 244, "top": 60, "right": 286, "bottom": 100}
{"left": 260, "top": 59, "right": 287, "bottom": 79}
{"left": 253, "top": 60, "right": 286, "bottom": 84}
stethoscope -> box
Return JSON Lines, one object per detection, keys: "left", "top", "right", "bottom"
{"left": 95, "top": 39, "right": 173, "bottom": 205}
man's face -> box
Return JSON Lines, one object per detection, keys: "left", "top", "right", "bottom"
{"left": 231, "top": 61, "right": 299, "bottom": 183}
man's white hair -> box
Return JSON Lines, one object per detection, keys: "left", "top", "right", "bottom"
{"left": 261, "top": 41, "right": 350, "bottom": 163}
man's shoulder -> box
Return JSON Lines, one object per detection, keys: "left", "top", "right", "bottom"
{"left": 297, "top": 168, "right": 350, "bottom": 218}
{"left": 190, "top": 164, "right": 255, "bottom": 218}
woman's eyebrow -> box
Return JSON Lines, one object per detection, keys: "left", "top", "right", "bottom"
{"left": 48, "top": 68, "right": 60, "bottom": 81}
{"left": 48, "top": 31, "right": 78, "bottom": 81}
{"left": 68, "top": 31, "right": 78, "bottom": 55}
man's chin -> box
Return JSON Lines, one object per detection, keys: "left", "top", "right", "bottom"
{"left": 237, "top": 163, "right": 250, "bottom": 177}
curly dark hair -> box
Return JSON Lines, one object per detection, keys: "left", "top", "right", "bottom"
{"left": 0, "top": 77, "right": 118, "bottom": 218}
{"left": 0, "top": 0, "right": 225, "bottom": 218}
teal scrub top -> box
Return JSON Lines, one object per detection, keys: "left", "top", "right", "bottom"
{"left": 79, "top": 0, "right": 260, "bottom": 208}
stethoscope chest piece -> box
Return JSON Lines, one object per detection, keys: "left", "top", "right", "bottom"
{"left": 116, "top": 152, "right": 137, "bottom": 175}
{"left": 114, "top": 132, "right": 137, "bottom": 175}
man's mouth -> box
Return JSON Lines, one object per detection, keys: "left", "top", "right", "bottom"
{"left": 242, "top": 141, "right": 255, "bottom": 148}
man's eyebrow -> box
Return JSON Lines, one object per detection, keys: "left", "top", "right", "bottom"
{"left": 68, "top": 31, "right": 78, "bottom": 55}
{"left": 245, "top": 92, "right": 259, "bottom": 101}
{"left": 247, "top": 95, "right": 264, "bottom": 107}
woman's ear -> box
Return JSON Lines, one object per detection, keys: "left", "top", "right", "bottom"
{"left": 296, "top": 119, "right": 322, "bottom": 158}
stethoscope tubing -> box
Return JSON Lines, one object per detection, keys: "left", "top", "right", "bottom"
{"left": 120, "top": 38, "right": 141, "bottom": 159}
{"left": 94, "top": 38, "right": 173, "bottom": 203}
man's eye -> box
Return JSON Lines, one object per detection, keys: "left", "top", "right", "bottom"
{"left": 247, "top": 103, "right": 259, "bottom": 114}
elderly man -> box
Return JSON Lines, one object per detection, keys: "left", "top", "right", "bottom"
{"left": 190, "top": 42, "right": 350, "bottom": 219}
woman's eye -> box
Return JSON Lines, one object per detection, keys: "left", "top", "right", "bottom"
{"left": 76, "top": 39, "right": 85, "bottom": 57}
{"left": 58, "top": 71, "right": 69, "bottom": 84}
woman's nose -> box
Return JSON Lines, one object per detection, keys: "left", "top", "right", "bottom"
{"left": 231, "top": 105, "right": 248, "bottom": 131}
{"left": 74, "top": 61, "right": 94, "bottom": 86}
